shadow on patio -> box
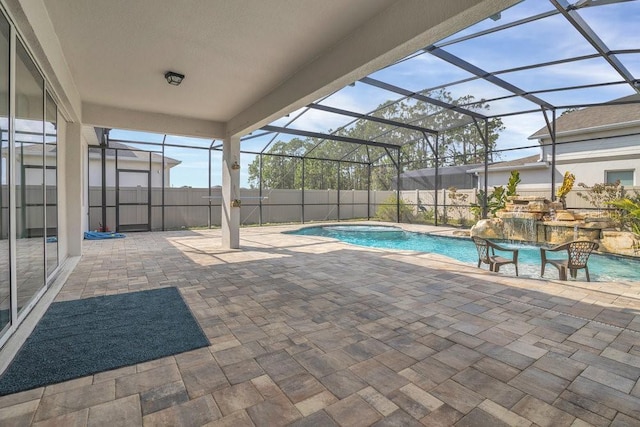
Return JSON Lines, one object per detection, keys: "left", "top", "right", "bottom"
{"left": 1, "top": 225, "right": 639, "bottom": 426}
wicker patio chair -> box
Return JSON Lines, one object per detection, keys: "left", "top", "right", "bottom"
{"left": 540, "top": 240, "right": 599, "bottom": 281}
{"left": 472, "top": 236, "right": 519, "bottom": 276}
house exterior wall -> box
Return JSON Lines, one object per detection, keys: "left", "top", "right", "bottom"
{"left": 87, "top": 156, "right": 171, "bottom": 188}
{"left": 480, "top": 168, "right": 551, "bottom": 189}
{"left": 476, "top": 125, "right": 640, "bottom": 190}
{"left": 539, "top": 127, "right": 640, "bottom": 187}
{"left": 554, "top": 159, "right": 638, "bottom": 187}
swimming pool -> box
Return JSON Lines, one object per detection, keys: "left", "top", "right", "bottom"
{"left": 291, "top": 225, "right": 640, "bottom": 283}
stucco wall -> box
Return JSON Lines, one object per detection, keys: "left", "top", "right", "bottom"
{"left": 539, "top": 131, "right": 640, "bottom": 186}
{"left": 87, "top": 157, "right": 171, "bottom": 188}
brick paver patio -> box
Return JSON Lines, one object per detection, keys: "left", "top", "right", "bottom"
{"left": 1, "top": 224, "right": 639, "bottom": 426}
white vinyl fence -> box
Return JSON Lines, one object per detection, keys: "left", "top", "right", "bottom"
{"left": 88, "top": 187, "right": 396, "bottom": 230}
{"left": 88, "top": 186, "right": 640, "bottom": 231}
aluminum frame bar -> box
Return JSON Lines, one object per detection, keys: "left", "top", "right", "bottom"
{"left": 551, "top": 0, "right": 640, "bottom": 94}
{"left": 307, "top": 103, "right": 438, "bottom": 135}
{"left": 261, "top": 125, "right": 400, "bottom": 150}
{"left": 360, "top": 77, "right": 488, "bottom": 120}
{"left": 426, "top": 47, "right": 555, "bottom": 110}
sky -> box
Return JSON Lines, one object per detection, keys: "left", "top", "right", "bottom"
{"left": 110, "top": 0, "right": 640, "bottom": 189}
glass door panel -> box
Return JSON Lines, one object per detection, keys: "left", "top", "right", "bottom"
{"left": 15, "top": 40, "right": 45, "bottom": 313}
{"left": 0, "top": 13, "right": 10, "bottom": 332}
{"left": 45, "top": 93, "right": 58, "bottom": 276}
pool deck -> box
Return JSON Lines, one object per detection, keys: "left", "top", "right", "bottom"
{"left": 1, "top": 222, "right": 639, "bottom": 426}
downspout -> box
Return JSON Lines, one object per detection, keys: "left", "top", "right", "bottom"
{"left": 541, "top": 107, "right": 557, "bottom": 202}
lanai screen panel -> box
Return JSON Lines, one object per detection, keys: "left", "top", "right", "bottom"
{"left": 617, "top": 53, "right": 640, "bottom": 80}
{"left": 240, "top": 132, "right": 277, "bottom": 154}
{"left": 578, "top": 1, "right": 640, "bottom": 51}
{"left": 368, "top": 53, "right": 475, "bottom": 94}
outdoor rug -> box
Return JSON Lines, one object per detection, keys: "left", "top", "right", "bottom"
{"left": 0, "top": 287, "right": 209, "bottom": 396}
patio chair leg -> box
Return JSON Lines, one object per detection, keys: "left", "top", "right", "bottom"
{"left": 515, "top": 264, "right": 518, "bottom": 277}
{"left": 559, "top": 267, "right": 567, "bottom": 281}
{"left": 540, "top": 263, "right": 545, "bottom": 277}
{"left": 585, "top": 266, "right": 590, "bottom": 282}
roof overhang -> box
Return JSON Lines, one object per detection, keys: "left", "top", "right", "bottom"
{"left": 529, "top": 119, "right": 640, "bottom": 141}
{"left": 2, "top": 0, "right": 517, "bottom": 139}
{"left": 467, "top": 161, "right": 549, "bottom": 174}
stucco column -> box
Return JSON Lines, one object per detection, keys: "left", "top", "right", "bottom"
{"left": 222, "top": 135, "right": 240, "bottom": 249}
{"left": 64, "top": 122, "right": 83, "bottom": 256}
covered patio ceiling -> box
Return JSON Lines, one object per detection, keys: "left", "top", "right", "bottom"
{"left": 7, "top": 0, "right": 514, "bottom": 139}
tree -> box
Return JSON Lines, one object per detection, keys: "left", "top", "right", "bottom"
{"left": 247, "top": 91, "right": 504, "bottom": 190}
{"left": 247, "top": 138, "right": 309, "bottom": 189}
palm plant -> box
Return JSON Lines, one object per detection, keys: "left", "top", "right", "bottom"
{"left": 608, "top": 197, "right": 640, "bottom": 235}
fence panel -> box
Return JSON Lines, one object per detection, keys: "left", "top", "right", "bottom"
{"left": 88, "top": 185, "right": 640, "bottom": 229}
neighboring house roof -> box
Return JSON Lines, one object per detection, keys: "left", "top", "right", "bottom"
{"left": 15, "top": 144, "right": 58, "bottom": 157}
{"left": 89, "top": 141, "right": 181, "bottom": 166}
{"left": 529, "top": 94, "right": 640, "bottom": 139}
{"left": 400, "top": 163, "right": 483, "bottom": 178}
{"left": 17, "top": 141, "right": 181, "bottom": 167}
{"left": 397, "top": 164, "right": 479, "bottom": 190}
{"left": 466, "top": 154, "right": 546, "bottom": 173}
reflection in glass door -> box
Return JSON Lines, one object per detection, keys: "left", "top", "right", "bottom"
{"left": 0, "top": 13, "right": 9, "bottom": 333}
{"left": 15, "top": 40, "right": 45, "bottom": 313}
{"left": 45, "top": 93, "right": 58, "bottom": 276}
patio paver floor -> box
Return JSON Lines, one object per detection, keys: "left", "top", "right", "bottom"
{"left": 1, "top": 224, "right": 639, "bottom": 426}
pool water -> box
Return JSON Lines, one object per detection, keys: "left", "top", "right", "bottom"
{"left": 291, "top": 225, "right": 640, "bottom": 283}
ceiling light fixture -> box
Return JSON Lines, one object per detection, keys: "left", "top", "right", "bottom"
{"left": 164, "top": 71, "right": 185, "bottom": 86}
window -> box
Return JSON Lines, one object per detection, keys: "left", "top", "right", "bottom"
{"left": 605, "top": 170, "right": 634, "bottom": 186}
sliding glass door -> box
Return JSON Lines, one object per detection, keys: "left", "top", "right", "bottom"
{"left": 0, "top": 4, "right": 60, "bottom": 345}
{"left": 15, "top": 40, "right": 45, "bottom": 313}
{"left": 45, "top": 93, "right": 58, "bottom": 275}
{"left": 0, "top": 12, "right": 9, "bottom": 334}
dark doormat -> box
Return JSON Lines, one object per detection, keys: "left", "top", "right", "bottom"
{"left": 0, "top": 287, "right": 209, "bottom": 396}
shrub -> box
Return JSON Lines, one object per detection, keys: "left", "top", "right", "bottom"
{"left": 471, "top": 186, "right": 505, "bottom": 219}
{"left": 447, "top": 187, "right": 470, "bottom": 226}
{"left": 608, "top": 197, "right": 640, "bottom": 235}
{"left": 506, "top": 170, "right": 520, "bottom": 198}
{"left": 576, "top": 181, "right": 624, "bottom": 212}
{"left": 470, "top": 170, "right": 519, "bottom": 219}
{"left": 376, "top": 195, "right": 414, "bottom": 222}
{"left": 556, "top": 171, "right": 575, "bottom": 205}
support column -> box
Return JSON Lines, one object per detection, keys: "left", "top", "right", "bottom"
{"left": 222, "top": 135, "right": 240, "bottom": 249}
{"left": 64, "top": 122, "right": 83, "bottom": 256}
